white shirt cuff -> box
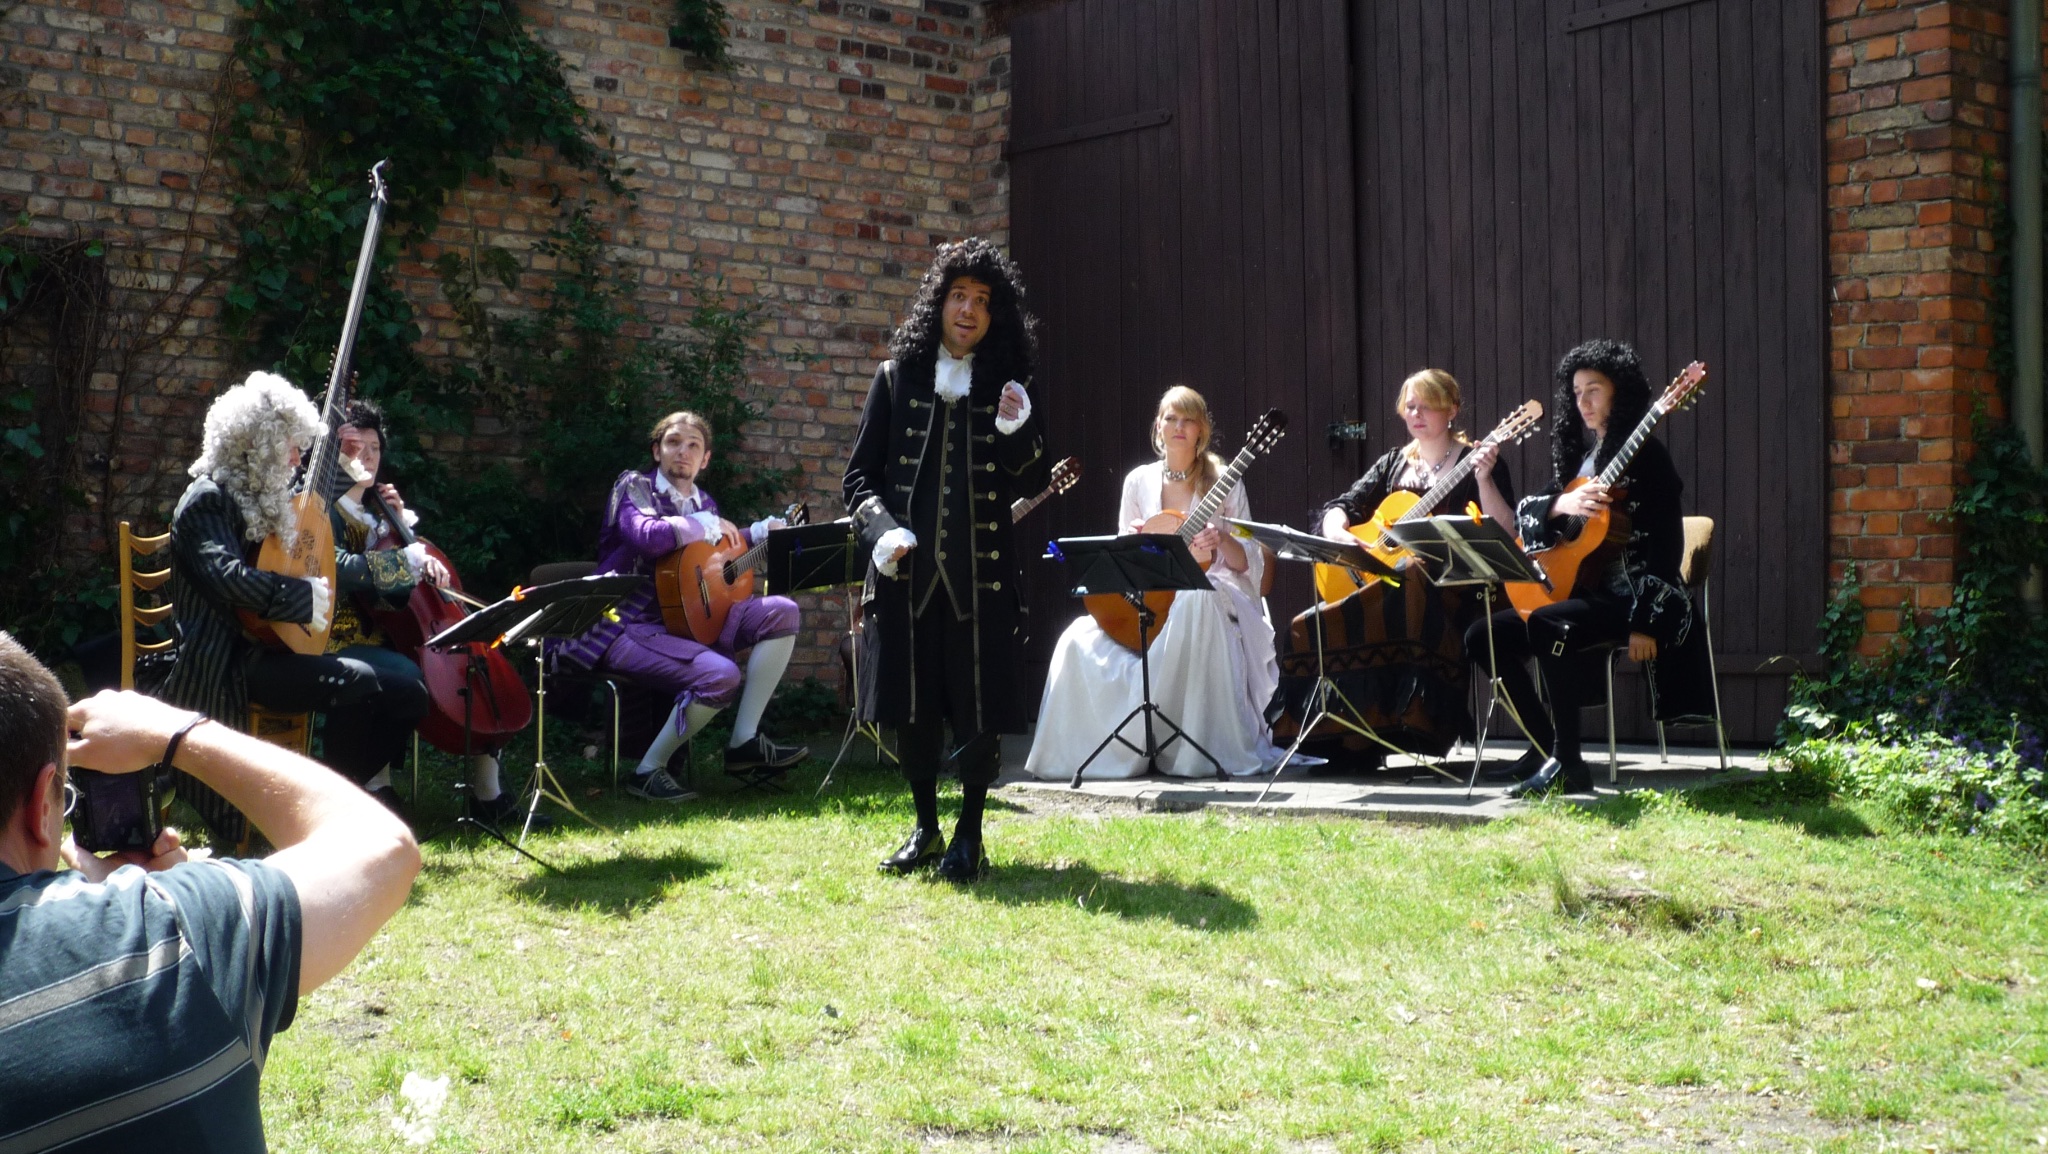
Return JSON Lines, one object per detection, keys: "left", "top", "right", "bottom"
{"left": 995, "top": 382, "right": 1031, "bottom": 435}
{"left": 401, "top": 541, "right": 430, "bottom": 579}
{"left": 690, "top": 510, "right": 723, "bottom": 542}
{"left": 874, "top": 527, "right": 917, "bottom": 577}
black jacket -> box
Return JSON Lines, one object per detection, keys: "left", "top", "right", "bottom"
{"left": 1516, "top": 434, "right": 1694, "bottom": 647}
{"left": 1323, "top": 444, "right": 1517, "bottom": 526}
{"left": 842, "top": 359, "right": 1050, "bottom": 731}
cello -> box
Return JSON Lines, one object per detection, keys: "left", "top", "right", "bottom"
{"left": 360, "top": 481, "right": 533, "bottom": 754}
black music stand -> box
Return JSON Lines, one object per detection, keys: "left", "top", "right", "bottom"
{"left": 1379, "top": 516, "right": 1551, "bottom": 797}
{"left": 1050, "top": 533, "right": 1224, "bottom": 786}
{"left": 428, "top": 574, "right": 643, "bottom": 865}
{"left": 1220, "top": 518, "right": 1409, "bottom": 800}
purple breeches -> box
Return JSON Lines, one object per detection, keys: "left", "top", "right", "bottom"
{"left": 594, "top": 595, "right": 799, "bottom": 711}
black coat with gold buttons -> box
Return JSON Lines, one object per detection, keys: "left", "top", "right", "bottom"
{"left": 843, "top": 357, "right": 1049, "bottom": 732}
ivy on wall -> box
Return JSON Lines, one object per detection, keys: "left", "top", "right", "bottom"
{"left": 670, "top": 0, "right": 734, "bottom": 68}
{"left": 214, "top": 0, "right": 782, "bottom": 597}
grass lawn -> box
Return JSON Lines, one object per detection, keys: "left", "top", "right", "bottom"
{"left": 259, "top": 736, "right": 2048, "bottom": 1152}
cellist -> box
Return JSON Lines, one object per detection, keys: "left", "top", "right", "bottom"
{"left": 325, "top": 398, "right": 538, "bottom": 823}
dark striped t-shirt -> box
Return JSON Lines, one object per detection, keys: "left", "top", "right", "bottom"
{"left": 0, "top": 857, "right": 301, "bottom": 1153}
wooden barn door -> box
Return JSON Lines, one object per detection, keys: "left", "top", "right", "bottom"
{"left": 1007, "top": 0, "right": 1358, "bottom": 698}
{"left": 1351, "top": 0, "right": 1826, "bottom": 741}
{"left": 1008, "top": 0, "right": 1825, "bottom": 743}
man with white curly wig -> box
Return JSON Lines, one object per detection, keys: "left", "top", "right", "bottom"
{"left": 160, "top": 372, "right": 423, "bottom": 844}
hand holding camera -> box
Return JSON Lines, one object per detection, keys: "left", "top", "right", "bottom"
{"left": 66, "top": 691, "right": 210, "bottom": 855}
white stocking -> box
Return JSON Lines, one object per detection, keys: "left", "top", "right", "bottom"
{"left": 635, "top": 701, "right": 721, "bottom": 776}
{"left": 729, "top": 634, "right": 795, "bottom": 746}
{"left": 468, "top": 753, "right": 501, "bottom": 801}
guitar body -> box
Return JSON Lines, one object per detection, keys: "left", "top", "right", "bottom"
{"left": 1083, "top": 509, "right": 1213, "bottom": 652}
{"left": 1502, "top": 477, "right": 1629, "bottom": 619}
{"left": 237, "top": 492, "right": 337, "bottom": 654}
{"left": 656, "top": 539, "right": 754, "bottom": 645}
{"left": 1311, "top": 490, "right": 1421, "bottom": 603}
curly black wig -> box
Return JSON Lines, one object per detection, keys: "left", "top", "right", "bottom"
{"left": 1550, "top": 338, "right": 1653, "bottom": 483}
{"left": 889, "top": 237, "right": 1039, "bottom": 384}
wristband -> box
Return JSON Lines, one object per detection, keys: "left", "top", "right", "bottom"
{"left": 160, "top": 713, "right": 209, "bottom": 770}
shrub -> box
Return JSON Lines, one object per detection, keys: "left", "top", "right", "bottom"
{"left": 1778, "top": 722, "right": 2048, "bottom": 854}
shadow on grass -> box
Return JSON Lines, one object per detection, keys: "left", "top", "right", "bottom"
{"left": 1572, "top": 773, "right": 1876, "bottom": 839}
{"left": 970, "top": 858, "right": 1258, "bottom": 932}
{"left": 510, "top": 848, "right": 720, "bottom": 916}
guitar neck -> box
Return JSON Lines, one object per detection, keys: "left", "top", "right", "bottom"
{"left": 1179, "top": 445, "right": 1256, "bottom": 540}
{"left": 1402, "top": 439, "right": 1492, "bottom": 523}
{"left": 1011, "top": 485, "right": 1052, "bottom": 523}
{"left": 1594, "top": 405, "right": 1668, "bottom": 488}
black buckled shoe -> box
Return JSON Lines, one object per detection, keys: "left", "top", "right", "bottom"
{"left": 934, "top": 836, "right": 989, "bottom": 883}
{"left": 1505, "top": 757, "right": 1594, "bottom": 799}
{"left": 468, "top": 791, "right": 555, "bottom": 831}
{"left": 879, "top": 827, "right": 945, "bottom": 874}
{"left": 726, "top": 734, "right": 810, "bottom": 772}
{"left": 1482, "top": 748, "right": 1549, "bottom": 784}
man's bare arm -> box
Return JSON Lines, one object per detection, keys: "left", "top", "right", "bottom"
{"left": 66, "top": 690, "right": 422, "bottom": 994}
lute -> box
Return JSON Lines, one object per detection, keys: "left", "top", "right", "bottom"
{"left": 238, "top": 162, "right": 389, "bottom": 654}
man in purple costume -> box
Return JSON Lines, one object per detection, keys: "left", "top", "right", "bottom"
{"left": 554, "top": 410, "right": 808, "bottom": 801}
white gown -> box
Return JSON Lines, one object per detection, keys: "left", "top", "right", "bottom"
{"left": 1023, "top": 462, "right": 1282, "bottom": 779}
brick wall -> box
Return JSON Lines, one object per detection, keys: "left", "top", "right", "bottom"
{"left": 0, "top": 0, "right": 1015, "bottom": 687}
{"left": 1826, "top": 0, "right": 2034, "bottom": 655}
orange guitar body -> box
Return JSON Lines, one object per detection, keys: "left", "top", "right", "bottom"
{"left": 236, "top": 491, "right": 338, "bottom": 654}
{"left": 1310, "top": 490, "right": 1420, "bottom": 603}
{"left": 1083, "top": 509, "right": 1209, "bottom": 653}
{"left": 656, "top": 537, "right": 754, "bottom": 645}
{"left": 1502, "top": 477, "right": 1630, "bottom": 619}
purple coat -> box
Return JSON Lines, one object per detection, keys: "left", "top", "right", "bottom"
{"left": 555, "top": 469, "right": 756, "bottom": 670}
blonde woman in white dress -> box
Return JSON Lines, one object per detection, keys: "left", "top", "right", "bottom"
{"left": 1024, "top": 386, "right": 1280, "bottom": 779}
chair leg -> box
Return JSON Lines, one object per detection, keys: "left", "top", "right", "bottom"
{"left": 1605, "top": 651, "right": 1619, "bottom": 785}
{"left": 1704, "top": 578, "right": 1728, "bottom": 773}
{"left": 1657, "top": 721, "right": 1668, "bottom": 764}
{"left": 411, "top": 732, "right": 420, "bottom": 804}
{"left": 601, "top": 679, "right": 622, "bottom": 791}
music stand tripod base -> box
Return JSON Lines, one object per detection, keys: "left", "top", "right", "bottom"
{"left": 1050, "top": 533, "right": 1226, "bottom": 787}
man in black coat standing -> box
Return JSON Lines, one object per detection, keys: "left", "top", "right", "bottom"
{"left": 843, "top": 239, "right": 1050, "bottom": 881}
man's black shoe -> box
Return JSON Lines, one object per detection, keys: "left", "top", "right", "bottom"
{"left": 1506, "top": 757, "right": 1594, "bottom": 799}
{"left": 934, "top": 837, "right": 989, "bottom": 883}
{"left": 726, "top": 734, "right": 809, "bottom": 772}
{"left": 1482, "top": 748, "right": 1549, "bottom": 784}
{"left": 879, "top": 827, "right": 945, "bottom": 874}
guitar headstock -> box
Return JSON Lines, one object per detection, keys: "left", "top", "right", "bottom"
{"left": 1048, "top": 457, "right": 1082, "bottom": 496}
{"left": 1654, "top": 360, "right": 1708, "bottom": 415}
{"left": 785, "top": 502, "right": 809, "bottom": 528}
{"left": 1487, "top": 399, "right": 1545, "bottom": 445}
{"left": 368, "top": 159, "right": 390, "bottom": 209}
{"left": 1244, "top": 408, "right": 1288, "bottom": 457}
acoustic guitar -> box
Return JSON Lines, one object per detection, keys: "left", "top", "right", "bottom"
{"left": 656, "top": 502, "right": 808, "bottom": 644}
{"left": 1012, "top": 456, "right": 1082, "bottom": 523}
{"left": 1503, "top": 361, "right": 1707, "bottom": 620}
{"left": 1085, "top": 409, "right": 1288, "bottom": 653}
{"left": 239, "top": 168, "right": 390, "bottom": 653}
{"left": 1311, "top": 400, "right": 1544, "bottom": 603}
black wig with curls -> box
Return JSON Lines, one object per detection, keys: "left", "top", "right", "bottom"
{"left": 889, "top": 238, "right": 1039, "bottom": 384}
{"left": 1550, "top": 338, "right": 1653, "bottom": 483}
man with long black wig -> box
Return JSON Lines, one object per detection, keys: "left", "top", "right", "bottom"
{"left": 843, "top": 239, "right": 1050, "bottom": 880}
{"left": 1467, "top": 338, "right": 1693, "bottom": 796}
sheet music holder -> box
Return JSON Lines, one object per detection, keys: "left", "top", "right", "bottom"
{"left": 1224, "top": 518, "right": 1423, "bottom": 799}
{"left": 426, "top": 574, "right": 647, "bottom": 651}
{"left": 766, "top": 520, "right": 858, "bottom": 594}
{"left": 424, "top": 574, "right": 645, "bottom": 864}
{"left": 1048, "top": 533, "right": 1224, "bottom": 786}
{"left": 1378, "top": 516, "right": 1544, "bottom": 587}
{"left": 1379, "top": 515, "right": 1550, "bottom": 794}
{"left": 1220, "top": 517, "right": 1397, "bottom": 579}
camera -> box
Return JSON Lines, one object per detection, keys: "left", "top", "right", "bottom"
{"left": 70, "top": 767, "right": 165, "bottom": 853}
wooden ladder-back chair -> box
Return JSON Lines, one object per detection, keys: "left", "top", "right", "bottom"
{"left": 117, "top": 521, "right": 176, "bottom": 689}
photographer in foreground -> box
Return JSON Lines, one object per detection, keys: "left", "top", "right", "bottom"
{"left": 0, "top": 632, "right": 421, "bottom": 1151}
